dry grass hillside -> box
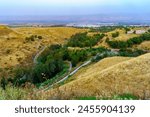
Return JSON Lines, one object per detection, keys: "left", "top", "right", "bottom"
{"left": 96, "top": 29, "right": 139, "bottom": 48}
{"left": 136, "top": 41, "right": 150, "bottom": 50}
{"left": 45, "top": 54, "right": 150, "bottom": 99}
{"left": 13, "top": 27, "right": 88, "bottom": 44}
{"left": 0, "top": 25, "right": 18, "bottom": 37}
{"left": 67, "top": 57, "right": 132, "bottom": 82}
{"left": 0, "top": 26, "right": 87, "bottom": 68}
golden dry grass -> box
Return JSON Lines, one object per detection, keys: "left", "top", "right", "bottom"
{"left": 96, "top": 29, "right": 139, "bottom": 48}
{"left": 0, "top": 26, "right": 87, "bottom": 68}
{"left": 136, "top": 41, "right": 150, "bottom": 50}
{"left": 0, "top": 25, "right": 15, "bottom": 36}
{"left": 44, "top": 54, "right": 150, "bottom": 99}
{"left": 66, "top": 57, "right": 132, "bottom": 82}
{"left": 13, "top": 27, "right": 88, "bottom": 44}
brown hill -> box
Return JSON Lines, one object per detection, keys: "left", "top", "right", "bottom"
{"left": 0, "top": 26, "right": 87, "bottom": 68}
{"left": 0, "top": 25, "right": 12, "bottom": 36}
{"left": 137, "top": 41, "right": 150, "bottom": 50}
{"left": 45, "top": 54, "right": 150, "bottom": 99}
{"left": 0, "top": 25, "right": 20, "bottom": 38}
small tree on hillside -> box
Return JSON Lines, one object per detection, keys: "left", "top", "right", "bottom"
{"left": 0, "top": 77, "right": 7, "bottom": 90}
{"left": 112, "top": 32, "right": 119, "bottom": 38}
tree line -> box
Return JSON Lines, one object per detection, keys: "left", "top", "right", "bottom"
{"left": 66, "top": 32, "right": 105, "bottom": 48}
{"left": 89, "top": 26, "right": 124, "bottom": 33}
{"left": 107, "top": 32, "right": 150, "bottom": 49}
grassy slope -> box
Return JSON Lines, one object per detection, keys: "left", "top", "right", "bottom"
{"left": 0, "top": 25, "right": 16, "bottom": 36}
{"left": 13, "top": 27, "right": 88, "bottom": 45}
{"left": 0, "top": 26, "right": 87, "bottom": 68}
{"left": 95, "top": 28, "right": 146, "bottom": 48}
{"left": 45, "top": 54, "right": 150, "bottom": 99}
{"left": 66, "top": 57, "right": 132, "bottom": 82}
{"left": 136, "top": 41, "right": 150, "bottom": 50}
{"left": 0, "top": 25, "right": 24, "bottom": 69}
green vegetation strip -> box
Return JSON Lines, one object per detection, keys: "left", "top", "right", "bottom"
{"left": 38, "top": 63, "right": 69, "bottom": 88}
{"left": 66, "top": 32, "right": 105, "bottom": 48}
{"left": 107, "top": 32, "right": 150, "bottom": 49}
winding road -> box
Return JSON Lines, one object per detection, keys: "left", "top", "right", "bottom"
{"left": 41, "top": 51, "right": 115, "bottom": 91}
{"left": 33, "top": 46, "right": 47, "bottom": 64}
{"left": 34, "top": 46, "right": 150, "bottom": 92}
{"left": 33, "top": 46, "right": 93, "bottom": 90}
{"left": 43, "top": 59, "right": 92, "bottom": 91}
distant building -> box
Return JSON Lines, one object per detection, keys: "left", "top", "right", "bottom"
{"left": 127, "top": 30, "right": 134, "bottom": 34}
{"left": 135, "top": 30, "right": 146, "bottom": 34}
{"left": 127, "top": 30, "right": 146, "bottom": 34}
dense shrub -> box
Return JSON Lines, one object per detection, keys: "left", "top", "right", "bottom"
{"left": 25, "top": 35, "right": 43, "bottom": 42}
{"left": 31, "top": 59, "right": 64, "bottom": 84}
{"left": 118, "top": 49, "right": 146, "bottom": 57}
{"left": 30, "top": 44, "right": 64, "bottom": 84}
{"left": 38, "top": 36, "right": 43, "bottom": 39}
{"left": 112, "top": 31, "right": 119, "bottom": 38}
{"left": 107, "top": 32, "right": 150, "bottom": 49}
{"left": 35, "top": 45, "right": 107, "bottom": 82}
{"left": 67, "top": 32, "right": 105, "bottom": 47}
{"left": 66, "top": 47, "right": 107, "bottom": 67}
{"left": 92, "top": 49, "right": 146, "bottom": 62}
{"left": 107, "top": 40, "right": 128, "bottom": 48}
{"left": 0, "top": 77, "right": 7, "bottom": 90}
{"left": 67, "top": 50, "right": 88, "bottom": 67}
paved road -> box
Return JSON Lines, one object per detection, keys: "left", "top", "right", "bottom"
{"left": 18, "top": 43, "right": 118, "bottom": 89}
{"left": 33, "top": 46, "right": 47, "bottom": 64}
{"left": 43, "top": 60, "right": 92, "bottom": 91}
{"left": 42, "top": 51, "right": 115, "bottom": 91}
{"left": 20, "top": 46, "right": 47, "bottom": 81}
{"left": 36, "top": 48, "right": 150, "bottom": 91}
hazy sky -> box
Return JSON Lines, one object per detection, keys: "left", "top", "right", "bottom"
{"left": 0, "top": 0, "right": 149, "bottom": 16}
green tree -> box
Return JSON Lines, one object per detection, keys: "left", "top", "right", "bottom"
{"left": 0, "top": 77, "right": 7, "bottom": 90}
{"left": 112, "top": 32, "right": 119, "bottom": 38}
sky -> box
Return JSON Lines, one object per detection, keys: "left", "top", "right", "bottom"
{"left": 0, "top": 0, "right": 149, "bottom": 16}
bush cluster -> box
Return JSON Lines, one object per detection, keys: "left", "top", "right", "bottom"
{"left": 111, "top": 31, "right": 119, "bottom": 38}
{"left": 25, "top": 35, "right": 42, "bottom": 42}
{"left": 107, "top": 33, "right": 150, "bottom": 49}
{"left": 67, "top": 32, "right": 105, "bottom": 47}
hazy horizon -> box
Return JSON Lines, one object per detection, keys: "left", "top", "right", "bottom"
{"left": 0, "top": 0, "right": 150, "bottom": 24}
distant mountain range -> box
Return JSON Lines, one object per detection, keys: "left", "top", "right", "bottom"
{"left": 1, "top": 14, "right": 150, "bottom": 25}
